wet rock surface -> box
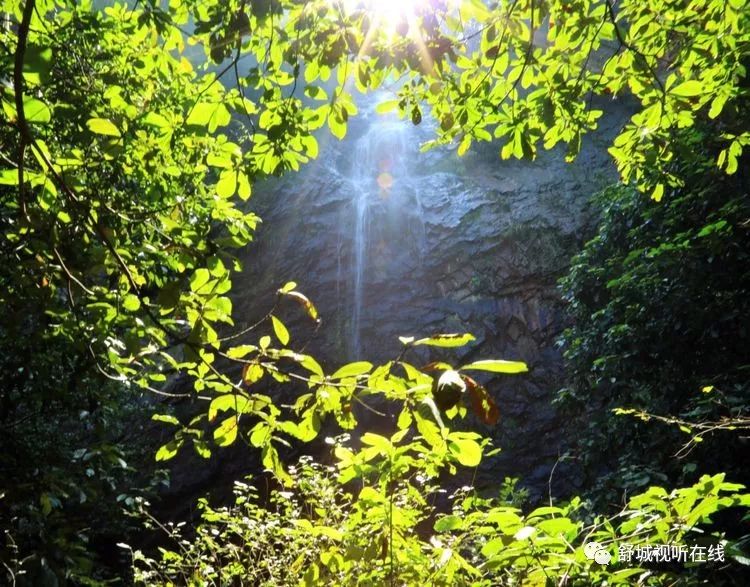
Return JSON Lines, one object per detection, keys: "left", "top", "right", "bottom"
{"left": 221, "top": 96, "right": 634, "bottom": 501}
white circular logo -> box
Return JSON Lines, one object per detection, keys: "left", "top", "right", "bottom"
{"left": 584, "top": 542, "right": 612, "bottom": 565}
{"left": 584, "top": 542, "right": 602, "bottom": 559}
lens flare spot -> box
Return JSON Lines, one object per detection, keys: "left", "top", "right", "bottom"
{"left": 377, "top": 172, "right": 394, "bottom": 192}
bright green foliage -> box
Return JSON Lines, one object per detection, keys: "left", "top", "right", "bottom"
{"left": 130, "top": 456, "right": 750, "bottom": 585}
{"left": 559, "top": 156, "right": 750, "bottom": 503}
{"left": 24, "top": 0, "right": 747, "bottom": 200}
{"left": 127, "top": 322, "right": 750, "bottom": 585}
{"left": 0, "top": 1, "right": 257, "bottom": 580}
{"left": 1, "top": 0, "right": 258, "bottom": 387}
{"left": 2, "top": 0, "right": 750, "bottom": 583}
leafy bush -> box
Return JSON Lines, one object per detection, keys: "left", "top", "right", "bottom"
{"left": 558, "top": 163, "right": 750, "bottom": 504}
{"left": 127, "top": 329, "right": 750, "bottom": 586}
{"left": 129, "top": 424, "right": 750, "bottom": 585}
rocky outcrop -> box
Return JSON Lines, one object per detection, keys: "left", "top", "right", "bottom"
{"left": 230, "top": 94, "right": 632, "bottom": 500}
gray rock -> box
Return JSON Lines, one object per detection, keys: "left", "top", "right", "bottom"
{"left": 227, "top": 93, "right": 634, "bottom": 502}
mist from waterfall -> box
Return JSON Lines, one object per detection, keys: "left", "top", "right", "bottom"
{"left": 340, "top": 110, "right": 427, "bottom": 359}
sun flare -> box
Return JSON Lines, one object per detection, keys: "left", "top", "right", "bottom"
{"left": 338, "top": 0, "right": 427, "bottom": 32}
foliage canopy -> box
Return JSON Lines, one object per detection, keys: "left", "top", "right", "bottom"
{"left": 2, "top": 0, "right": 750, "bottom": 584}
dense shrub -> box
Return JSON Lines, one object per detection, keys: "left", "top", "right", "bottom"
{"left": 559, "top": 164, "right": 750, "bottom": 504}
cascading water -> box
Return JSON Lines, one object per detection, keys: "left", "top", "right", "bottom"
{"left": 341, "top": 111, "right": 426, "bottom": 359}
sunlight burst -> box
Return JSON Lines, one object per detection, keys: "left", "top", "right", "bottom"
{"left": 338, "top": 0, "right": 427, "bottom": 33}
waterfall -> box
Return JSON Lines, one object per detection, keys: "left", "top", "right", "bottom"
{"left": 342, "top": 110, "right": 425, "bottom": 359}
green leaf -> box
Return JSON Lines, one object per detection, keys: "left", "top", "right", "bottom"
{"left": 397, "top": 406, "right": 412, "bottom": 430}
{"left": 458, "top": 135, "right": 471, "bottom": 157}
{"left": 216, "top": 169, "right": 237, "bottom": 198}
{"left": 143, "top": 111, "right": 170, "bottom": 128}
{"left": 208, "top": 394, "right": 267, "bottom": 421}
{"left": 186, "top": 102, "right": 231, "bottom": 132}
{"left": 415, "top": 398, "right": 446, "bottom": 447}
{"left": 190, "top": 268, "right": 211, "bottom": 292}
{"left": 434, "top": 515, "right": 464, "bottom": 532}
{"left": 481, "top": 537, "right": 505, "bottom": 557}
{"left": 413, "top": 333, "right": 475, "bottom": 348}
{"left": 697, "top": 220, "right": 728, "bottom": 238}
{"left": 671, "top": 80, "right": 702, "bottom": 97}
{"left": 361, "top": 432, "right": 392, "bottom": 454}
{"left": 449, "top": 437, "right": 482, "bottom": 467}
{"left": 331, "top": 361, "right": 372, "bottom": 379}
{"left": 24, "top": 97, "right": 51, "bottom": 124}
{"left": 155, "top": 440, "right": 181, "bottom": 461}
{"left": 237, "top": 170, "right": 252, "bottom": 200}
{"left": 299, "top": 354, "right": 324, "bottom": 377}
{"left": 87, "top": 117, "right": 121, "bottom": 136}
{"left": 122, "top": 293, "right": 141, "bottom": 312}
{"left": 242, "top": 363, "right": 264, "bottom": 385}
{"left": 193, "top": 440, "right": 211, "bottom": 459}
{"left": 271, "top": 315, "right": 290, "bottom": 345}
{"left": 0, "top": 169, "right": 19, "bottom": 185}
{"left": 262, "top": 444, "right": 291, "bottom": 485}
{"left": 250, "top": 423, "right": 271, "bottom": 447}
{"left": 226, "top": 345, "right": 257, "bottom": 359}
{"left": 214, "top": 415, "right": 238, "bottom": 447}
{"left": 375, "top": 100, "right": 399, "bottom": 114}
{"left": 708, "top": 94, "right": 728, "bottom": 119}
{"left": 459, "top": 360, "right": 528, "bottom": 374}
{"left": 296, "top": 411, "right": 321, "bottom": 441}
{"left": 328, "top": 111, "right": 347, "bottom": 140}
{"left": 152, "top": 414, "right": 179, "bottom": 425}
{"left": 23, "top": 44, "right": 53, "bottom": 85}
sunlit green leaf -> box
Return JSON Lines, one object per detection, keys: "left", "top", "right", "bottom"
{"left": 271, "top": 315, "right": 290, "bottom": 346}
{"left": 414, "top": 333, "right": 475, "bottom": 348}
{"left": 24, "top": 97, "right": 51, "bottom": 124}
{"left": 459, "top": 360, "right": 528, "bottom": 374}
{"left": 214, "top": 416, "right": 238, "bottom": 447}
{"left": 448, "top": 437, "right": 482, "bottom": 467}
{"left": 87, "top": 117, "right": 121, "bottom": 136}
{"left": 331, "top": 361, "right": 372, "bottom": 379}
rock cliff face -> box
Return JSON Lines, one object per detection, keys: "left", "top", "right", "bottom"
{"left": 233, "top": 94, "right": 631, "bottom": 499}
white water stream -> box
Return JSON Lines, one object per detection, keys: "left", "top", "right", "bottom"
{"left": 341, "top": 114, "right": 426, "bottom": 358}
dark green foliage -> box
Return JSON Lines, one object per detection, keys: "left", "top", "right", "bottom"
{"left": 0, "top": 5, "right": 246, "bottom": 581}
{"left": 559, "top": 166, "right": 750, "bottom": 503}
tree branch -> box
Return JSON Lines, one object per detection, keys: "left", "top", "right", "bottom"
{"left": 13, "top": 0, "right": 36, "bottom": 219}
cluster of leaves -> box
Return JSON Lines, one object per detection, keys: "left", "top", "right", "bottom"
{"left": 0, "top": 334, "right": 167, "bottom": 585}
{"left": 0, "top": 0, "right": 258, "bottom": 581}
{"left": 558, "top": 153, "right": 750, "bottom": 504}
{"left": 152, "top": 321, "right": 524, "bottom": 484}
{"left": 374, "top": 0, "right": 750, "bottom": 200}
{"left": 70, "top": 0, "right": 750, "bottom": 199}
{"left": 129, "top": 450, "right": 750, "bottom": 585}
{"left": 3, "top": 0, "right": 750, "bottom": 583}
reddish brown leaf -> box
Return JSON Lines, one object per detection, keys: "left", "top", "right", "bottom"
{"left": 462, "top": 374, "right": 500, "bottom": 425}
{"left": 380, "top": 534, "right": 389, "bottom": 560}
{"left": 421, "top": 361, "right": 453, "bottom": 373}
